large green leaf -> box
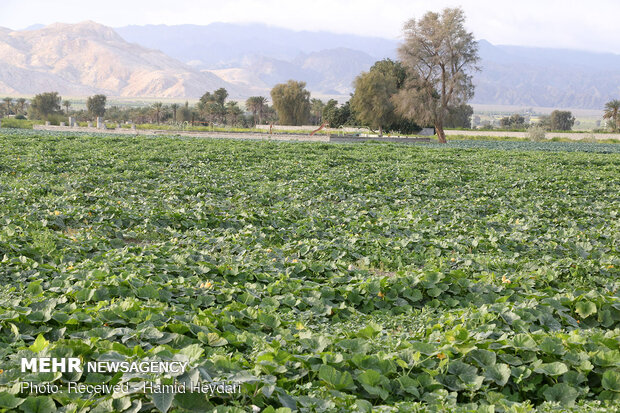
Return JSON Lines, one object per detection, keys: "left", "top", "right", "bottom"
{"left": 469, "top": 349, "right": 496, "bottom": 367}
{"left": 150, "top": 393, "right": 174, "bottom": 413}
{"left": 484, "top": 363, "right": 511, "bottom": 386}
{"left": 602, "top": 370, "right": 620, "bottom": 392}
{"left": 318, "top": 365, "right": 355, "bottom": 391}
{"left": 356, "top": 323, "right": 382, "bottom": 339}
{"left": 575, "top": 301, "right": 597, "bottom": 319}
{"left": 540, "top": 337, "right": 566, "bottom": 356}
{"left": 593, "top": 350, "right": 620, "bottom": 367}
{"left": 512, "top": 334, "right": 538, "bottom": 351}
{"left": 0, "top": 393, "right": 24, "bottom": 409}
{"left": 29, "top": 334, "right": 49, "bottom": 353}
{"left": 198, "top": 332, "right": 228, "bottom": 347}
{"left": 448, "top": 361, "right": 479, "bottom": 383}
{"left": 534, "top": 362, "right": 568, "bottom": 377}
{"left": 543, "top": 383, "right": 579, "bottom": 406}
{"left": 357, "top": 370, "right": 390, "bottom": 400}
{"left": 179, "top": 344, "right": 204, "bottom": 362}
{"left": 19, "top": 396, "right": 57, "bottom": 413}
{"left": 74, "top": 288, "right": 95, "bottom": 302}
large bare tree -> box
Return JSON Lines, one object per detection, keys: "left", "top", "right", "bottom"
{"left": 395, "top": 8, "right": 479, "bottom": 143}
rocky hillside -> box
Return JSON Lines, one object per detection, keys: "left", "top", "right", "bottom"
{"left": 0, "top": 21, "right": 237, "bottom": 98}
{"left": 115, "top": 23, "right": 397, "bottom": 68}
{"left": 205, "top": 48, "right": 376, "bottom": 95}
{"left": 471, "top": 40, "right": 620, "bottom": 109}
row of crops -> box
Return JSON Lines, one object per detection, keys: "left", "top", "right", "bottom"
{"left": 0, "top": 129, "right": 619, "bottom": 412}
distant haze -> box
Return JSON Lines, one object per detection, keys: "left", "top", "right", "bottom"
{"left": 3, "top": 0, "right": 620, "bottom": 54}
{"left": 1, "top": 21, "right": 619, "bottom": 109}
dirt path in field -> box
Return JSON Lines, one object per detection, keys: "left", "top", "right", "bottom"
{"left": 31, "top": 125, "right": 430, "bottom": 143}
{"left": 32, "top": 125, "right": 620, "bottom": 142}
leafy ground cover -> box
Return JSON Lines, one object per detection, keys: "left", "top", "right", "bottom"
{"left": 0, "top": 129, "right": 618, "bottom": 412}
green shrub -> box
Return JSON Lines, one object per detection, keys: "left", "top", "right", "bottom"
{"left": 0, "top": 118, "right": 35, "bottom": 129}
{"left": 528, "top": 125, "right": 546, "bottom": 141}
{"left": 45, "top": 114, "right": 67, "bottom": 126}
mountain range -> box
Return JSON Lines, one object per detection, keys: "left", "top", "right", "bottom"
{"left": 115, "top": 23, "right": 391, "bottom": 97}
{"left": 1, "top": 21, "right": 620, "bottom": 109}
{"left": 473, "top": 40, "right": 620, "bottom": 109}
{"left": 0, "top": 21, "right": 237, "bottom": 98}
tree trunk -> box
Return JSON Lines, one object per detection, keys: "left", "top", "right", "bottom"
{"left": 379, "top": 126, "right": 383, "bottom": 137}
{"left": 436, "top": 124, "right": 447, "bottom": 144}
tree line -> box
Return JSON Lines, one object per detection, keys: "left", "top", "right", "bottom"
{"left": 496, "top": 111, "right": 576, "bottom": 131}
{"left": 3, "top": 8, "right": 620, "bottom": 140}
{"left": 0, "top": 9, "right": 482, "bottom": 141}
{"left": 3, "top": 8, "right": 479, "bottom": 141}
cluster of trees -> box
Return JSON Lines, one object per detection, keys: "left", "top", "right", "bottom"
{"left": 499, "top": 114, "right": 527, "bottom": 129}
{"left": 270, "top": 81, "right": 310, "bottom": 125}
{"left": 4, "top": 92, "right": 94, "bottom": 121}
{"left": 92, "top": 96, "right": 278, "bottom": 128}
{"left": 340, "top": 8, "right": 480, "bottom": 141}
{"left": 322, "top": 100, "right": 354, "bottom": 128}
{"left": 496, "top": 110, "right": 575, "bottom": 131}
{"left": 266, "top": 82, "right": 355, "bottom": 128}
{"left": 265, "top": 8, "right": 480, "bottom": 140}
{"left": 1, "top": 97, "right": 29, "bottom": 118}
{"left": 246, "top": 96, "right": 268, "bottom": 125}
{"left": 538, "top": 110, "right": 576, "bottom": 131}
{"left": 12, "top": 90, "right": 620, "bottom": 137}
{"left": 10, "top": 90, "right": 280, "bottom": 127}
{"left": 197, "top": 88, "right": 246, "bottom": 125}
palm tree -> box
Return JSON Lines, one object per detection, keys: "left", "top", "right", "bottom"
{"left": 63, "top": 100, "right": 71, "bottom": 115}
{"left": 603, "top": 100, "right": 620, "bottom": 132}
{"left": 16, "top": 98, "right": 27, "bottom": 115}
{"left": 226, "top": 101, "right": 243, "bottom": 126}
{"left": 170, "top": 103, "right": 179, "bottom": 122}
{"left": 152, "top": 102, "right": 163, "bottom": 124}
{"left": 2, "top": 97, "right": 12, "bottom": 116}
{"left": 245, "top": 96, "right": 267, "bottom": 126}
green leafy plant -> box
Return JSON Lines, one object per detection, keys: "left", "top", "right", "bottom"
{"left": 0, "top": 129, "right": 618, "bottom": 412}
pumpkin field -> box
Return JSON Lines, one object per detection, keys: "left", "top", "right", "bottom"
{"left": 0, "top": 130, "right": 619, "bottom": 412}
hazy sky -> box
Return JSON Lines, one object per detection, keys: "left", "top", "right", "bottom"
{"left": 1, "top": 0, "right": 619, "bottom": 54}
